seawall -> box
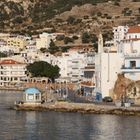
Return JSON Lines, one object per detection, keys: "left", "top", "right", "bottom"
{"left": 14, "top": 102, "right": 140, "bottom": 116}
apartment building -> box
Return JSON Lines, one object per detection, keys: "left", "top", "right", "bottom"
{"left": 117, "top": 25, "right": 140, "bottom": 80}
{"left": 50, "top": 51, "right": 87, "bottom": 82}
{"left": 7, "top": 36, "right": 27, "bottom": 49}
{"left": 80, "top": 52, "right": 96, "bottom": 96}
{"left": 0, "top": 59, "right": 27, "bottom": 87}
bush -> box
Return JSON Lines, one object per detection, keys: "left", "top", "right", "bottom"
{"left": 106, "top": 16, "right": 112, "bottom": 19}
{"left": 97, "top": 12, "right": 102, "bottom": 17}
{"left": 83, "top": 15, "right": 89, "bottom": 19}
{"left": 64, "top": 37, "right": 74, "bottom": 44}
{"left": 114, "top": 1, "right": 120, "bottom": 6}
{"left": 66, "top": 16, "right": 75, "bottom": 24}
{"left": 72, "top": 35, "right": 79, "bottom": 40}
{"left": 13, "top": 16, "right": 23, "bottom": 24}
{"left": 56, "top": 35, "right": 65, "bottom": 41}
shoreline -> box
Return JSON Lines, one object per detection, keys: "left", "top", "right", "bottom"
{"left": 0, "top": 87, "right": 24, "bottom": 91}
{"left": 14, "top": 102, "right": 140, "bottom": 116}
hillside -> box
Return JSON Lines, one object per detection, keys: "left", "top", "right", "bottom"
{"left": 0, "top": 0, "right": 139, "bottom": 35}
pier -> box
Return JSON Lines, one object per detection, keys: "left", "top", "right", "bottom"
{"left": 14, "top": 102, "right": 140, "bottom": 116}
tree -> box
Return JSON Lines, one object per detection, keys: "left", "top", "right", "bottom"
{"left": 93, "top": 43, "right": 98, "bottom": 52}
{"left": 48, "top": 39, "right": 59, "bottom": 54}
{"left": 26, "top": 61, "right": 60, "bottom": 80}
{"left": 91, "top": 34, "right": 98, "bottom": 43}
{"left": 82, "top": 32, "right": 90, "bottom": 43}
{"left": 40, "top": 48, "right": 48, "bottom": 53}
{"left": 0, "top": 52, "right": 7, "bottom": 58}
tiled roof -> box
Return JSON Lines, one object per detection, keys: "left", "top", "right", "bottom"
{"left": 127, "top": 26, "right": 140, "bottom": 33}
{"left": 0, "top": 59, "right": 23, "bottom": 65}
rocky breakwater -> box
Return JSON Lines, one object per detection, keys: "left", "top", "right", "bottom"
{"left": 14, "top": 102, "right": 140, "bottom": 116}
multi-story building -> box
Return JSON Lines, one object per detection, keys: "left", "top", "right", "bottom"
{"left": 51, "top": 51, "right": 86, "bottom": 82}
{"left": 7, "top": 36, "right": 27, "bottom": 49}
{"left": 36, "top": 33, "right": 53, "bottom": 49}
{"left": 117, "top": 25, "right": 140, "bottom": 80}
{"left": 113, "top": 25, "right": 128, "bottom": 47}
{"left": 36, "top": 32, "right": 64, "bottom": 49}
{"left": 80, "top": 52, "right": 96, "bottom": 96}
{"left": 0, "top": 33, "right": 10, "bottom": 41}
{"left": 0, "top": 59, "right": 27, "bottom": 87}
{"left": 125, "top": 25, "right": 140, "bottom": 39}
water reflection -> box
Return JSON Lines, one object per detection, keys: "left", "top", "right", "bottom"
{"left": 0, "top": 92, "right": 140, "bottom": 140}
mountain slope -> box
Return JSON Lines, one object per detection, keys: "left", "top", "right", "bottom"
{"left": 0, "top": 0, "right": 139, "bottom": 35}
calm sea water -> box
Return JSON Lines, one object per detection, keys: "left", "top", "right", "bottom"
{"left": 0, "top": 91, "right": 140, "bottom": 140}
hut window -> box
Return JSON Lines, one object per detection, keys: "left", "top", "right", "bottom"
{"left": 36, "top": 94, "right": 39, "bottom": 100}
{"left": 28, "top": 94, "right": 34, "bottom": 100}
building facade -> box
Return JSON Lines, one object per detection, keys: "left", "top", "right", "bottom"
{"left": 0, "top": 59, "right": 27, "bottom": 87}
{"left": 7, "top": 36, "right": 27, "bottom": 49}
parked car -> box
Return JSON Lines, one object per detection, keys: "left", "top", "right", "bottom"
{"left": 103, "top": 96, "right": 113, "bottom": 102}
{"left": 127, "top": 98, "right": 135, "bottom": 105}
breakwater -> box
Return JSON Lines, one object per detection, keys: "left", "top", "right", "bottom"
{"left": 14, "top": 102, "right": 140, "bottom": 116}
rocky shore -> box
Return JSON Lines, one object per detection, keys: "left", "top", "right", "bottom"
{"left": 14, "top": 102, "right": 140, "bottom": 116}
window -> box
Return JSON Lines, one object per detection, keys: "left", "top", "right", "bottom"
{"left": 36, "top": 94, "right": 39, "bottom": 100}
{"left": 28, "top": 94, "right": 34, "bottom": 100}
{"left": 130, "top": 61, "right": 136, "bottom": 68}
{"left": 14, "top": 77, "right": 18, "bottom": 81}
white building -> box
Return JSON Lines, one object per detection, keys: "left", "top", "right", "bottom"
{"left": 126, "top": 25, "right": 140, "bottom": 39}
{"left": 80, "top": 52, "right": 96, "bottom": 96}
{"left": 95, "top": 34, "right": 124, "bottom": 98}
{"left": 36, "top": 32, "right": 65, "bottom": 49}
{"left": 0, "top": 59, "right": 27, "bottom": 87}
{"left": 36, "top": 33, "right": 53, "bottom": 49}
{"left": 113, "top": 25, "right": 128, "bottom": 47}
{"left": 51, "top": 51, "right": 86, "bottom": 82}
{"left": 117, "top": 25, "right": 140, "bottom": 81}
{"left": 95, "top": 52, "right": 123, "bottom": 97}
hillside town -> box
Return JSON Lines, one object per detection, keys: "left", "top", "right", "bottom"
{"left": 0, "top": 24, "right": 140, "bottom": 105}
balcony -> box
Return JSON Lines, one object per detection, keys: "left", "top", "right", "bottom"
{"left": 83, "top": 64, "right": 95, "bottom": 72}
{"left": 80, "top": 81, "right": 95, "bottom": 88}
{"left": 121, "top": 66, "right": 140, "bottom": 73}
{"left": 124, "top": 54, "right": 140, "bottom": 59}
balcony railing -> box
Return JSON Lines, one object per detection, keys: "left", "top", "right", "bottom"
{"left": 124, "top": 54, "right": 140, "bottom": 58}
{"left": 121, "top": 66, "right": 140, "bottom": 72}
{"left": 122, "top": 65, "right": 140, "bottom": 69}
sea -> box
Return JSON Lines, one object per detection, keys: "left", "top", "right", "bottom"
{"left": 0, "top": 91, "right": 140, "bottom": 140}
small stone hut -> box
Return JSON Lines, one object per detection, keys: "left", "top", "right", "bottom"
{"left": 24, "top": 87, "right": 42, "bottom": 104}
